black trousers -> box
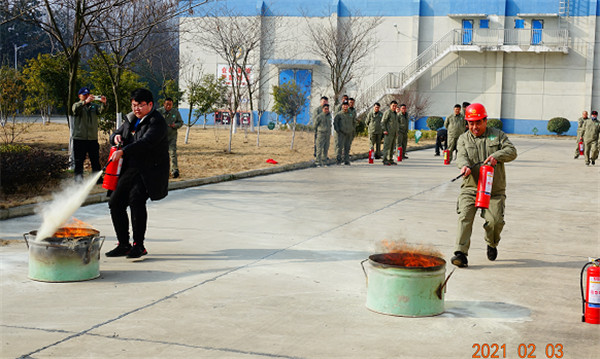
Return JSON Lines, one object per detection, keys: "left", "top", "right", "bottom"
{"left": 73, "top": 139, "right": 101, "bottom": 176}
{"left": 109, "top": 167, "right": 150, "bottom": 246}
{"left": 435, "top": 135, "right": 448, "bottom": 155}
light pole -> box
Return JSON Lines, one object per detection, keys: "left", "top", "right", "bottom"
{"left": 14, "top": 43, "right": 28, "bottom": 70}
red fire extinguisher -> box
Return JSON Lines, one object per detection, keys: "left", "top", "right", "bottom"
{"left": 397, "top": 146, "right": 403, "bottom": 162}
{"left": 579, "top": 141, "right": 584, "bottom": 156}
{"left": 443, "top": 150, "right": 450, "bottom": 165}
{"left": 581, "top": 258, "right": 600, "bottom": 324}
{"left": 102, "top": 145, "right": 123, "bottom": 191}
{"left": 475, "top": 164, "right": 494, "bottom": 209}
{"left": 368, "top": 149, "right": 374, "bottom": 164}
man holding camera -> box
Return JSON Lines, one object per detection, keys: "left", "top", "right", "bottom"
{"left": 71, "top": 87, "right": 106, "bottom": 182}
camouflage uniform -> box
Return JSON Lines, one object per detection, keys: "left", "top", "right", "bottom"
{"left": 580, "top": 118, "right": 600, "bottom": 165}
{"left": 157, "top": 106, "right": 184, "bottom": 173}
{"left": 381, "top": 109, "right": 400, "bottom": 164}
{"left": 444, "top": 113, "right": 466, "bottom": 162}
{"left": 397, "top": 111, "right": 409, "bottom": 158}
{"left": 365, "top": 109, "right": 383, "bottom": 158}
{"left": 314, "top": 111, "right": 332, "bottom": 166}
{"left": 333, "top": 110, "right": 354, "bottom": 164}
{"left": 574, "top": 116, "right": 588, "bottom": 158}
{"left": 455, "top": 127, "right": 517, "bottom": 256}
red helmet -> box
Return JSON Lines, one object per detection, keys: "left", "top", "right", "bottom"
{"left": 465, "top": 103, "right": 487, "bottom": 121}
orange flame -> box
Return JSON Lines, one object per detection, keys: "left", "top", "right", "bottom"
{"left": 53, "top": 218, "right": 98, "bottom": 238}
{"left": 376, "top": 239, "right": 444, "bottom": 268}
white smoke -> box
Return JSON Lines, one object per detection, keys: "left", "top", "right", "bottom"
{"left": 35, "top": 172, "right": 102, "bottom": 241}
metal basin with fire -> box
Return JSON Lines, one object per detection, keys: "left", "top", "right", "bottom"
{"left": 23, "top": 226, "right": 104, "bottom": 282}
{"left": 361, "top": 252, "right": 452, "bottom": 317}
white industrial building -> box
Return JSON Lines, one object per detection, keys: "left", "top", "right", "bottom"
{"left": 179, "top": 0, "right": 599, "bottom": 135}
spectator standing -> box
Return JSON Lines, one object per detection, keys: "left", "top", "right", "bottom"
{"left": 397, "top": 103, "right": 410, "bottom": 159}
{"left": 314, "top": 104, "right": 332, "bottom": 166}
{"left": 157, "top": 97, "right": 184, "bottom": 178}
{"left": 333, "top": 100, "right": 354, "bottom": 165}
{"left": 574, "top": 110, "right": 589, "bottom": 159}
{"left": 71, "top": 87, "right": 106, "bottom": 183}
{"left": 365, "top": 103, "right": 383, "bottom": 159}
{"left": 580, "top": 110, "right": 600, "bottom": 166}
{"left": 381, "top": 101, "right": 400, "bottom": 165}
{"left": 444, "top": 104, "right": 466, "bottom": 163}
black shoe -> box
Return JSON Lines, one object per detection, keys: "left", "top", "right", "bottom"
{"left": 574, "top": 155, "right": 579, "bottom": 159}
{"left": 106, "top": 243, "right": 132, "bottom": 257}
{"left": 390, "top": 161, "right": 397, "bottom": 165}
{"left": 375, "top": 155, "right": 381, "bottom": 159}
{"left": 344, "top": 162, "right": 351, "bottom": 165}
{"left": 487, "top": 245, "right": 498, "bottom": 261}
{"left": 592, "top": 160, "right": 596, "bottom": 165}
{"left": 435, "top": 153, "right": 440, "bottom": 156}
{"left": 451, "top": 251, "right": 468, "bottom": 268}
{"left": 127, "top": 243, "right": 147, "bottom": 258}
{"left": 403, "top": 156, "right": 409, "bottom": 159}
{"left": 172, "top": 170, "right": 180, "bottom": 178}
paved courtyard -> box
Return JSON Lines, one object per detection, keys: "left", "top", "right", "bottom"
{"left": 1, "top": 136, "right": 598, "bottom": 358}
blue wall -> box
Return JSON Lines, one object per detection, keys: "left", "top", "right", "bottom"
{"left": 185, "top": 0, "right": 600, "bottom": 17}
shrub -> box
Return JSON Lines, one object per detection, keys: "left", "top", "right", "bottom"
{"left": 547, "top": 117, "right": 571, "bottom": 135}
{"left": 487, "top": 118, "right": 503, "bottom": 130}
{"left": 0, "top": 144, "right": 69, "bottom": 195}
{"left": 426, "top": 116, "right": 444, "bottom": 131}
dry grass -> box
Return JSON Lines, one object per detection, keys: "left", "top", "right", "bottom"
{"left": 1, "top": 122, "right": 433, "bottom": 208}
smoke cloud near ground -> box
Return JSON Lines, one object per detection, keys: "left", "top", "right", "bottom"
{"left": 34, "top": 172, "right": 102, "bottom": 241}
{"left": 375, "top": 238, "right": 443, "bottom": 258}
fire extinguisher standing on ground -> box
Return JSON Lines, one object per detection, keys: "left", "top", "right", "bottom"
{"left": 102, "top": 145, "right": 123, "bottom": 191}
{"left": 581, "top": 258, "right": 600, "bottom": 324}
{"left": 443, "top": 149, "right": 450, "bottom": 165}
{"left": 397, "top": 146, "right": 403, "bottom": 162}
{"left": 368, "top": 149, "right": 374, "bottom": 164}
{"left": 475, "top": 163, "right": 494, "bottom": 209}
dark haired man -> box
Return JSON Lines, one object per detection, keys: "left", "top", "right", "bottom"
{"left": 580, "top": 110, "right": 600, "bottom": 166}
{"left": 314, "top": 104, "right": 332, "bottom": 166}
{"left": 365, "top": 103, "right": 383, "bottom": 159}
{"left": 72, "top": 87, "right": 106, "bottom": 182}
{"left": 444, "top": 104, "right": 466, "bottom": 163}
{"left": 382, "top": 101, "right": 399, "bottom": 165}
{"left": 105, "top": 88, "right": 170, "bottom": 259}
{"left": 397, "top": 103, "right": 409, "bottom": 159}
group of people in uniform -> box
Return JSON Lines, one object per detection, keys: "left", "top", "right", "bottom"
{"left": 313, "top": 97, "right": 518, "bottom": 268}
{"left": 574, "top": 110, "right": 600, "bottom": 166}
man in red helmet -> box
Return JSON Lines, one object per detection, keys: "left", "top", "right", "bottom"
{"left": 451, "top": 103, "right": 517, "bottom": 268}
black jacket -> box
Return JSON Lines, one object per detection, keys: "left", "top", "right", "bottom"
{"left": 110, "top": 110, "right": 169, "bottom": 201}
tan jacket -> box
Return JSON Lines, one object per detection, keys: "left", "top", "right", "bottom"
{"left": 456, "top": 127, "right": 517, "bottom": 195}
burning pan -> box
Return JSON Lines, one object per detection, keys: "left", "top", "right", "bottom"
{"left": 23, "top": 230, "right": 104, "bottom": 282}
{"left": 361, "top": 252, "right": 453, "bottom": 317}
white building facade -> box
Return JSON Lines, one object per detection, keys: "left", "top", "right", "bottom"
{"left": 179, "top": 0, "right": 600, "bottom": 135}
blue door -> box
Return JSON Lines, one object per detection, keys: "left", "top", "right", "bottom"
{"left": 532, "top": 20, "right": 543, "bottom": 45}
{"left": 278, "top": 69, "right": 312, "bottom": 125}
{"left": 462, "top": 20, "right": 473, "bottom": 45}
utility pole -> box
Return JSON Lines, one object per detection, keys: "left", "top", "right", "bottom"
{"left": 14, "top": 43, "right": 28, "bottom": 70}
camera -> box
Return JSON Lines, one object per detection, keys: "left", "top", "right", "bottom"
{"left": 94, "top": 95, "right": 103, "bottom": 101}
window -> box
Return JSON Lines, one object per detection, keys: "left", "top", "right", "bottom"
{"left": 515, "top": 19, "right": 525, "bottom": 29}
{"left": 480, "top": 19, "right": 489, "bottom": 29}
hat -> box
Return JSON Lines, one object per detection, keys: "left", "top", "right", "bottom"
{"left": 465, "top": 103, "right": 487, "bottom": 121}
{"left": 592, "top": 110, "right": 598, "bottom": 116}
{"left": 78, "top": 87, "right": 90, "bottom": 95}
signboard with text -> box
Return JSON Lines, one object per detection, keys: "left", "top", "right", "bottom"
{"left": 217, "top": 64, "right": 253, "bottom": 87}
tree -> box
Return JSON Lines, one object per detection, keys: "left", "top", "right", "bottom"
{"left": 388, "top": 91, "right": 431, "bottom": 129}
{"left": 22, "top": 52, "right": 69, "bottom": 124}
{"left": 183, "top": 72, "right": 227, "bottom": 143}
{"left": 184, "top": 5, "right": 264, "bottom": 153}
{"left": 304, "top": 11, "right": 381, "bottom": 108}
{"left": 0, "top": 65, "right": 32, "bottom": 144}
{"left": 272, "top": 80, "right": 307, "bottom": 150}
{"left": 158, "top": 79, "right": 184, "bottom": 106}
{"left": 85, "top": 52, "right": 145, "bottom": 134}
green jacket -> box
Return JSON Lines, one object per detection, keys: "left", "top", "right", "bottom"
{"left": 581, "top": 118, "right": 600, "bottom": 143}
{"left": 398, "top": 112, "right": 409, "bottom": 133}
{"left": 157, "top": 107, "right": 184, "bottom": 139}
{"left": 456, "top": 127, "right": 517, "bottom": 196}
{"left": 381, "top": 109, "right": 399, "bottom": 135}
{"left": 365, "top": 109, "right": 383, "bottom": 134}
{"left": 445, "top": 113, "right": 466, "bottom": 138}
{"left": 313, "top": 105, "right": 324, "bottom": 124}
{"left": 71, "top": 100, "right": 104, "bottom": 141}
{"left": 333, "top": 110, "right": 354, "bottom": 135}
{"left": 315, "top": 112, "right": 332, "bottom": 134}
{"left": 577, "top": 117, "right": 588, "bottom": 138}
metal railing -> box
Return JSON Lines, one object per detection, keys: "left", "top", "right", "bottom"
{"left": 357, "top": 28, "right": 569, "bottom": 112}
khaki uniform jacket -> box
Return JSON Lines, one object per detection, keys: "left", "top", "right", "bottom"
{"left": 581, "top": 118, "right": 600, "bottom": 143}
{"left": 445, "top": 113, "right": 466, "bottom": 138}
{"left": 382, "top": 109, "right": 399, "bottom": 135}
{"left": 315, "top": 112, "right": 332, "bottom": 134}
{"left": 313, "top": 105, "right": 324, "bottom": 123}
{"left": 157, "top": 107, "right": 184, "bottom": 140}
{"left": 456, "top": 127, "right": 517, "bottom": 196}
{"left": 365, "top": 110, "right": 383, "bottom": 134}
{"left": 398, "top": 112, "right": 409, "bottom": 133}
{"left": 333, "top": 111, "right": 354, "bottom": 135}
{"left": 71, "top": 100, "right": 104, "bottom": 140}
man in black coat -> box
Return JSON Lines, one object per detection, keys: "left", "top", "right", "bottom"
{"left": 105, "top": 88, "right": 170, "bottom": 259}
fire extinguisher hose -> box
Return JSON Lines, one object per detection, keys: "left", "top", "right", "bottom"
{"left": 450, "top": 161, "right": 484, "bottom": 182}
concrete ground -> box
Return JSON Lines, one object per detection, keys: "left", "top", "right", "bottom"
{"left": 1, "top": 136, "right": 598, "bottom": 359}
